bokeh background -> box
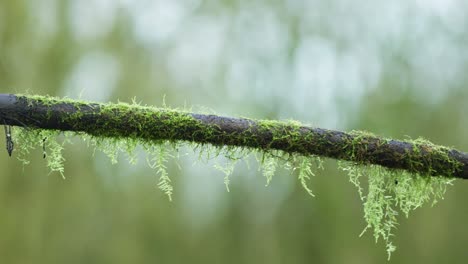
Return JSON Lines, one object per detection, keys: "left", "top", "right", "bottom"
{"left": 1, "top": 0, "right": 468, "bottom": 263}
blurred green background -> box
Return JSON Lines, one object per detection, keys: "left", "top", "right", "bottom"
{"left": 1, "top": 0, "right": 468, "bottom": 263}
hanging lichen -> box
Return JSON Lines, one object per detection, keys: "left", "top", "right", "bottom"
{"left": 338, "top": 161, "right": 454, "bottom": 260}
{"left": 4, "top": 94, "right": 460, "bottom": 260}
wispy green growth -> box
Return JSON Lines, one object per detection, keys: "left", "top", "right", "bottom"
{"left": 43, "top": 134, "right": 68, "bottom": 178}
{"left": 339, "top": 161, "right": 454, "bottom": 260}
{"left": 86, "top": 136, "right": 139, "bottom": 165}
{"left": 297, "top": 158, "right": 315, "bottom": 197}
{"left": 283, "top": 155, "right": 323, "bottom": 197}
{"left": 214, "top": 158, "right": 238, "bottom": 192}
{"left": 7, "top": 94, "right": 461, "bottom": 259}
{"left": 212, "top": 146, "right": 251, "bottom": 192}
{"left": 12, "top": 123, "right": 455, "bottom": 260}
{"left": 15, "top": 127, "right": 67, "bottom": 178}
{"left": 258, "top": 152, "right": 278, "bottom": 186}
{"left": 296, "top": 156, "right": 323, "bottom": 197}
{"left": 146, "top": 143, "right": 174, "bottom": 201}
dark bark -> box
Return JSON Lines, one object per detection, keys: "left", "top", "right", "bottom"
{"left": 1, "top": 93, "right": 467, "bottom": 179}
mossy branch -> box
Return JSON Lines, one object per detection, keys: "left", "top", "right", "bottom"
{"left": 1, "top": 93, "right": 467, "bottom": 179}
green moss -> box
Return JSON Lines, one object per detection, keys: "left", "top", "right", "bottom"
{"left": 405, "top": 137, "right": 461, "bottom": 177}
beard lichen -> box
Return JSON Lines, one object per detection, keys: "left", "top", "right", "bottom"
{"left": 338, "top": 133, "right": 457, "bottom": 259}
{"left": 10, "top": 124, "right": 456, "bottom": 259}
{"left": 258, "top": 151, "right": 278, "bottom": 186}
{"left": 146, "top": 144, "right": 174, "bottom": 201}
{"left": 5, "top": 94, "right": 460, "bottom": 259}
{"left": 15, "top": 127, "right": 68, "bottom": 179}
{"left": 11, "top": 123, "right": 324, "bottom": 199}
{"left": 339, "top": 160, "right": 454, "bottom": 260}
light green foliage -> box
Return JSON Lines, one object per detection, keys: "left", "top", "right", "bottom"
{"left": 297, "top": 158, "right": 316, "bottom": 197}
{"left": 85, "top": 136, "right": 139, "bottom": 165}
{"left": 146, "top": 144, "right": 174, "bottom": 201}
{"left": 15, "top": 127, "right": 67, "bottom": 178}
{"left": 258, "top": 152, "right": 278, "bottom": 186}
{"left": 13, "top": 123, "right": 323, "bottom": 198}
{"left": 339, "top": 162, "right": 454, "bottom": 260}
{"left": 10, "top": 96, "right": 457, "bottom": 259}
{"left": 214, "top": 158, "right": 238, "bottom": 192}
{"left": 212, "top": 146, "right": 249, "bottom": 191}
{"left": 13, "top": 124, "right": 454, "bottom": 261}
{"left": 286, "top": 155, "right": 324, "bottom": 197}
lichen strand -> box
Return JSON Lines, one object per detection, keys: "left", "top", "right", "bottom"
{"left": 339, "top": 162, "right": 454, "bottom": 260}
{"left": 146, "top": 143, "right": 174, "bottom": 201}
{"left": 214, "top": 157, "right": 238, "bottom": 192}
{"left": 15, "top": 127, "right": 67, "bottom": 178}
{"left": 295, "top": 155, "right": 324, "bottom": 197}
{"left": 257, "top": 151, "right": 278, "bottom": 186}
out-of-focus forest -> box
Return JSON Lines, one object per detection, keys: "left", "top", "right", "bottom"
{"left": 1, "top": 1, "right": 468, "bottom": 263}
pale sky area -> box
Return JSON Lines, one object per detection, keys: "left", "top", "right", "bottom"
{"left": 45, "top": 0, "right": 466, "bottom": 128}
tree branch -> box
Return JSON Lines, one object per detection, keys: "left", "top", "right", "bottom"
{"left": 1, "top": 93, "right": 467, "bottom": 179}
